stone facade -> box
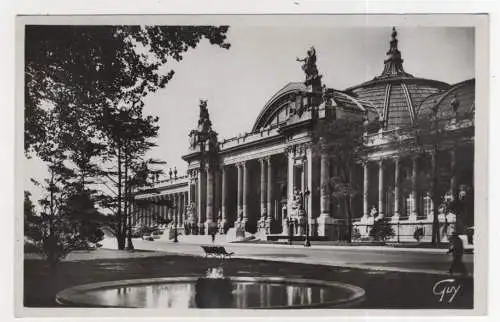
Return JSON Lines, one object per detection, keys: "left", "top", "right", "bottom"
{"left": 134, "top": 28, "right": 475, "bottom": 243}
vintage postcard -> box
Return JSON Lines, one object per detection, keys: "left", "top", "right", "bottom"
{"left": 16, "top": 14, "right": 489, "bottom": 317}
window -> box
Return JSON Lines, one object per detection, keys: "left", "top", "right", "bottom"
{"left": 406, "top": 193, "right": 415, "bottom": 217}
{"left": 423, "top": 193, "right": 433, "bottom": 219}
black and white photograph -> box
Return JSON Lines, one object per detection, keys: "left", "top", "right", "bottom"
{"left": 16, "top": 13, "right": 488, "bottom": 317}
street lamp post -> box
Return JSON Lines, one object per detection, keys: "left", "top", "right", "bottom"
{"left": 304, "top": 190, "right": 311, "bottom": 247}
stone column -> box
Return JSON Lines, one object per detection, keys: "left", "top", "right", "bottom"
{"left": 206, "top": 165, "right": 214, "bottom": 232}
{"left": 175, "top": 193, "right": 181, "bottom": 226}
{"left": 197, "top": 169, "right": 204, "bottom": 233}
{"left": 393, "top": 157, "right": 400, "bottom": 219}
{"left": 237, "top": 163, "right": 242, "bottom": 218}
{"left": 221, "top": 165, "right": 227, "bottom": 228}
{"left": 287, "top": 150, "right": 295, "bottom": 214}
{"left": 184, "top": 191, "right": 189, "bottom": 222}
{"left": 155, "top": 197, "right": 159, "bottom": 225}
{"left": 363, "top": 161, "right": 369, "bottom": 217}
{"left": 146, "top": 205, "right": 150, "bottom": 226}
{"left": 450, "top": 149, "right": 457, "bottom": 198}
{"left": 429, "top": 152, "right": 437, "bottom": 221}
{"left": 320, "top": 153, "right": 330, "bottom": 216}
{"left": 259, "top": 158, "right": 267, "bottom": 218}
{"left": 306, "top": 147, "right": 314, "bottom": 235}
{"left": 411, "top": 156, "right": 419, "bottom": 219}
{"left": 179, "top": 193, "right": 183, "bottom": 225}
{"left": 242, "top": 161, "right": 248, "bottom": 222}
{"left": 317, "top": 152, "right": 333, "bottom": 238}
{"left": 266, "top": 157, "right": 273, "bottom": 219}
{"left": 378, "top": 159, "right": 385, "bottom": 217}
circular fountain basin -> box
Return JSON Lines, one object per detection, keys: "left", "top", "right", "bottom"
{"left": 56, "top": 276, "right": 365, "bottom": 309}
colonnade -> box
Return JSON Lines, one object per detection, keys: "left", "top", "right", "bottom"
{"left": 187, "top": 143, "right": 335, "bottom": 236}
{"left": 190, "top": 156, "right": 276, "bottom": 233}
{"left": 133, "top": 191, "right": 189, "bottom": 228}
{"left": 361, "top": 149, "right": 458, "bottom": 221}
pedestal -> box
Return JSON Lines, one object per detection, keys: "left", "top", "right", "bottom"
{"left": 226, "top": 220, "right": 250, "bottom": 242}
{"left": 281, "top": 219, "right": 289, "bottom": 236}
{"left": 218, "top": 219, "right": 227, "bottom": 234}
{"left": 317, "top": 214, "right": 341, "bottom": 240}
{"left": 205, "top": 220, "right": 216, "bottom": 235}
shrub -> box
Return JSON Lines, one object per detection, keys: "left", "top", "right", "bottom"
{"left": 369, "top": 217, "right": 395, "bottom": 242}
{"left": 413, "top": 227, "right": 424, "bottom": 242}
{"left": 352, "top": 227, "right": 361, "bottom": 240}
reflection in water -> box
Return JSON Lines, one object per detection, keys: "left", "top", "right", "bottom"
{"left": 77, "top": 280, "right": 352, "bottom": 309}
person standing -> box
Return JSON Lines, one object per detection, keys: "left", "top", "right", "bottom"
{"left": 448, "top": 232, "right": 467, "bottom": 275}
{"left": 211, "top": 230, "right": 216, "bottom": 243}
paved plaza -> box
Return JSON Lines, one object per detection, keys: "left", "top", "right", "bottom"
{"left": 100, "top": 237, "right": 474, "bottom": 276}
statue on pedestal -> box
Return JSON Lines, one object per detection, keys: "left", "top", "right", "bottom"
{"left": 185, "top": 202, "right": 197, "bottom": 235}
{"left": 291, "top": 188, "right": 304, "bottom": 217}
{"left": 296, "top": 46, "right": 319, "bottom": 83}
{"left": 217, "top": 211, "right": 225, "bottom": 234}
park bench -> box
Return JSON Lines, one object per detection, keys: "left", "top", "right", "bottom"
{"left": 201, "top": 246, "right": 234, "bottom": 259}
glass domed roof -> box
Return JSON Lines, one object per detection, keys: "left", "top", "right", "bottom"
{"left": 345, "top": 27, "right": 450, "bottom": 130}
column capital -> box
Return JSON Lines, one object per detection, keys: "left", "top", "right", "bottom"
{"left": 236, "top": 160, "right": 247, "bottom": 168}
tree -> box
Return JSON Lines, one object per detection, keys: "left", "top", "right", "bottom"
{"left": 25, "top": 25, "right": 231, "bottom": 250}
{"left": 25, "top": 25, "right": 231, "bottom": 155}
{"left": 28, "top": 167, "right": 104, "bottom": 268}
{"left": 312, "top": 117, "right": 365, "bottom": 242}
{"left": 24, "top": 191, "right": 42, "bottom": 245}
{"left": 369, "top": 217, "right": 395, "bottom": 242}
{"left": 389, "top": 92, "right": 474, "bottom": 246}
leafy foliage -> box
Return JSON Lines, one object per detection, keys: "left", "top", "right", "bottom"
{"left": 25, "top": 25, "right": 231, "bottom": 252}
{"left": 312, "top": 117, "right": 365, "bottom": 242}
{"left": 413, "top": 227, "right": 424, "bottom": 242}
{"left": 369, "top": 217, "right": 395, "bottom": 242}
{"left": 25, "top": 25, "right": 231, "bottom": 155}
{"left": 25, "top": 186, "right": 105, "bottom": 266}
{"left": 387, "top": 97, "right": 474, "bottom": 246}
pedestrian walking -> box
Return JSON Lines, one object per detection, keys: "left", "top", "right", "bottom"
{"left": 448, "top": 232, "right": 467, "bottom": 275}
{"left": 211, "top": 231, "right": 216, "bottom": 243}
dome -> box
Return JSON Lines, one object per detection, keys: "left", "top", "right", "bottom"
{"left": 417, "top": 78, "right": 475, "bottom": 122}
{"left": 252, "top": 82, "right": 372, "bottom": 131}
{"left": 345, "top": 27, "right": 450, "bottom": 130}
{"left": 252, "top": 82, "right": 307, "bottom": 131}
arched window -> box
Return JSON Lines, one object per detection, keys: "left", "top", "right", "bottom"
{"left": 406, "top": 193, "right": 416, "bottom": 217}
{"left": 423, "top": 193, "right": 434, "bottom": 219}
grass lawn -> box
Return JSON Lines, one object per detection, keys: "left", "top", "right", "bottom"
{"left": 24, "top": 249, "right": 473, "bottom": 309}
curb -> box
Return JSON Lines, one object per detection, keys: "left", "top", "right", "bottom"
{"left": 101, "top": 239, "right": 473, "bottom": 278}
{"left": 176, "top": 238, "right": 450, "bottom": 254}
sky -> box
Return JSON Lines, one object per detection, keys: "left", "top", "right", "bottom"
{"left": 24, "top": 26, "right": 475, "bottom": 203}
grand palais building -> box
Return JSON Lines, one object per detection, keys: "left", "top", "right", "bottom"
{"left": 134, "top": 28, "right": 475, "bottom": 243}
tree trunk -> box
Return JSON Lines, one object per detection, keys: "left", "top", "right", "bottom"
{"left": 116, "top": 233, "right": 126, "bottom": 250}
{"left": 117, "top": 145, "right": 124, "bottom": 250}
{"left": 125, "top": 153, "right": 134, "bottom": 250}
{"left": 344, "top": 196, "right": 352, "bottom": 243}
{"left": 431, "top": 149, "right": 441, "bottom": 247}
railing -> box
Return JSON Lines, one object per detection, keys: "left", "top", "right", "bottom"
{"left": 219, "top": 126, "right": 281, "bottom": 150}
{"left": 352, "top": 221, "right": 454, "bottom": 243}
